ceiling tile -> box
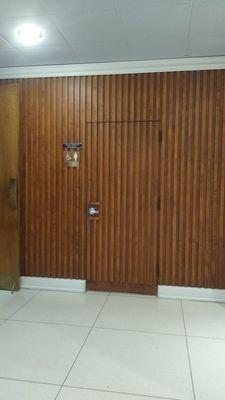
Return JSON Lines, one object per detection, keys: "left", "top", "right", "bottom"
{"left": 0, "top": 35, "right": 13, "bottom": 49}
{"left": 121, "top": 4, "right": 190, "bottom": 45}
{"left": 51, "top": 10, "right": 126, "bottom": 45}
{"left": 194, "top": 0, "right": 225, "bottom": 3}
{"left": 42, "top": 0, "right": 118, "bottom": 14}
{"left": 118, "top": 0, "right": 190, "bottom": 8}
{"left": 0, "top": 0, "right": 45, "bottom": 18}
{"left": 17, "top": 45, "right": 79, "bottom": 66}
{"left": 128, "top": 36, "right": 186, "bottom": 60}
{"left": 0, "top": 48, "right": 25, "bottom": 67}
{"left": 72, "top": 41, "right": 131, "bottom": 63}
{"left": 190, "top": 1, "right": 225, "bottom": 37}
{"left": 0, "top": 15, "right": 67, "bottom": 48}
{"left": 0, "top": 0, "right": 223, "bottom": 67}
{"left": 189, "top": 35, "right": 225, "bottom": 56}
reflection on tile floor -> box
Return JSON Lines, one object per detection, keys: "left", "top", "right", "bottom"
{"left": 0, "top": 289, "right": 224, "bottom": 400}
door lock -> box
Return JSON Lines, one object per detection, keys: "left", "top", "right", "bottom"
{"left": 88, "top": 206, "right": 100, "bottom": 216}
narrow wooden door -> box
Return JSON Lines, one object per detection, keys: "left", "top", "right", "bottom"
{"left": 85, "top": 121, "right": 160, "bottom": 294}
{"left": 0, "top": 84, "right": 20, "bottom": 291}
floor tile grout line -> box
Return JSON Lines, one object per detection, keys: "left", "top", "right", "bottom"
{"left": 5, "top": 318, "right": 188, "bottom": 337}
{"left": 0, "top": 375, "right": 181, "bottom": 400}
{"left": 93, "top": 325, "right": 186, "bottom": 337}
{"left": 63, "top": 384, "right": 183, "bottom": 400}
{"left": 8, "top": 318, "right": 92, "bottom": 329}
{"left": 0, "top": 316, "right": 194, "bottom": 338}
{"left": 3, "top": 291, "right": 217, "bottom": 400}
{"left": 6, "top": 290, "right": 111, "bottom": 328}
{"left": 2, "top": 290, "right": 191, "bottom": 337}
{"left": 4, "top": 314, "right": 224, "bottom": 341}
{"left": 2, "top": 291, "right": 219, "bottom": 399}
{"left": 0, "top": 290, "right": 41, "bottom": 327}
{"left": 0, "top": 375, "right": 61, "bottom": 387}
{"left": 180, "top": 300, "right": 196, "bottom": 400}
{"left": 54, "top": 292, "right": 111, "bottom": 400}
{"left": 186, "top": 334, "right": 225, "bottom": 341}
{"left": 92, "top": 292, "right": 111, "bottom": 328}
{"left": 3, "top": 289, "right": 224, "bottom": 341}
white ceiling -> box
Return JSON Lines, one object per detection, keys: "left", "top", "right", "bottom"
{"left": 0, "top": 0, "right": 225, "bottom": 68}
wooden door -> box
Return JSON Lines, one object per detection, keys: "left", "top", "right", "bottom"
{"left": 0, "top": 84, "right": 20, "bottom": 291}
{"left": 85, "top": 121, "right": 160, "bottom": 294}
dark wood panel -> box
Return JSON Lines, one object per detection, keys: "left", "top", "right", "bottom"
{"left": 86, "top": 122, "right": 160, "bottom": 293}
{"left": 16, "top": 74, "right": 159, "bottom": 286}
{"left": 159, "top": 70, "right": 225, "bottom": 289}
{"left": 1, "top": 71, "right": 225, "bottom": 290}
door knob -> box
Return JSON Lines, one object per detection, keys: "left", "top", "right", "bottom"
{"left": 88, "top": 206, "right": 100, "bottom": 216}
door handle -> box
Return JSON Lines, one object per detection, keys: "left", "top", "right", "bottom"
{"left": 88, "top": 206, "right": 100, "bottom": 216}
{"left": 9, "top": 178, "right": 17, "bottom": 209}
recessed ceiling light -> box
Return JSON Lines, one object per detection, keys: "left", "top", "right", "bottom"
{"left": 17, "top": 23, "right": 44, "bottom": 46}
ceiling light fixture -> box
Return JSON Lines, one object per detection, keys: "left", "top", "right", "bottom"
{"left": 17, "top": 23, "right": 44, "bottom": 46}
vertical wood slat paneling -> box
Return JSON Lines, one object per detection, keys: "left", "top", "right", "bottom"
{"left": 1, "top": 71, "right": 225, "bottom": 290}
{"left": 159, "top": 70, "right": 225, "bottom": 289}
{"left": 86, "top": 121, "right": 159, "bottom": 293}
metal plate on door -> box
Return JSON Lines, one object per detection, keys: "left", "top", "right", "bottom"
{"left": 88, "top": 206, "right": 100, "bottom": 216}
{"left": 88, "top": 203, "right": 100, "bottom": 220}
{"left": 9, "top": 178, "right": 17, "bottom": 209}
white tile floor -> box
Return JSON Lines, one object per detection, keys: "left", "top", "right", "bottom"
{"left": 0, "top": 289, "right": 225, "bottom": 400}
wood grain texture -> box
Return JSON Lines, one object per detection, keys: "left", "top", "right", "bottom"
{"left": 1, "top": 71, "right": 225, "bottom": 290}
{"left": 159, "top": 71, "right": 225, "bottom": 289}
{"left": 0, "top": 84, "right": 20, "bottom": 290}
{"left": 86, "top": 122, "right": 159, "bottom": 294}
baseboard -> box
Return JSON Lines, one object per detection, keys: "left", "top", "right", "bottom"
{"left": 158, "top": 285, "right": 225, "bottom": 303}
{"left": 20, "top": 277, "right": 86, "bottom": 293}
{"left": 19, "top": 279, "right": 225, "bottom": 301}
